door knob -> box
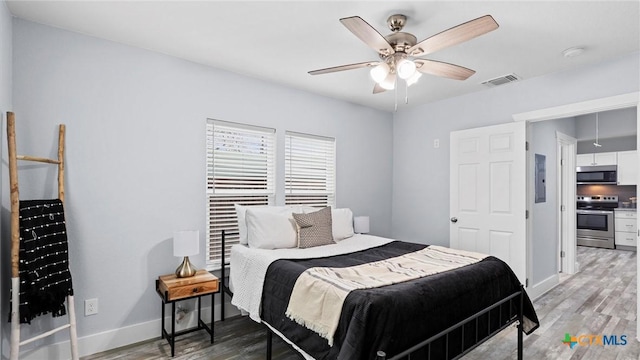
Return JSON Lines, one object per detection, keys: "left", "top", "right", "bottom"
{"left": 450, "top": 217, "right": 458, "bottom": 223}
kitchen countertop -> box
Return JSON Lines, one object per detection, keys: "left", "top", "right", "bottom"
{"left": 615, "top": 207, "right": 637, "bottom": 211}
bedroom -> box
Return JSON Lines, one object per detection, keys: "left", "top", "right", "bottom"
{"left": 0, "top": 1, "right": 638, "bottom": 359}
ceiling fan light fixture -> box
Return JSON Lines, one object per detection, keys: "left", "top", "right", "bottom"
{"left": 380, "top": 73, "right": 396, "bottom": 90}
{"left": 397, "top": 59, "right": 417, "bottom": 79}
{"left": 406, "top": 71, "right": 422, "bottom": 86}
{"left": 309, "top": 13, "right": 499, "bottom": 100}
{"left": 370, "top": 62, "right": 390, "bottom": 83}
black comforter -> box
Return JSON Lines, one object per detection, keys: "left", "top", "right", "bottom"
{"left": 261, "top": 241, "right": 539, "bottom": 360}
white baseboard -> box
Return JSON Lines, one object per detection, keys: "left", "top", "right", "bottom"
{"left": 527, "top": 274, "right": 560, "bottom": 301}
{"left": 14, "top": 302, "right": 240, "bottom": 360}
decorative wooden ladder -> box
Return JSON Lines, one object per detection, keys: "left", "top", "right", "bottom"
{"left": 6, "top": 111, "right": 79, "bottom": 360}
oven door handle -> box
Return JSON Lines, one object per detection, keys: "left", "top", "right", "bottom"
{"left": 576, "top": 210, "right": 614, "bottom": 215}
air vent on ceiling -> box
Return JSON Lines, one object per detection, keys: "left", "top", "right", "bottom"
{"left": 481, "top": 73, "right": 521, "bottom": 87}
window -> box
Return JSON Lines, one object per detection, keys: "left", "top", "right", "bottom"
{"left": 206, "top": 120, "right": 275, "bottom": 268}
{"left": 285, "top": 131, "right": 336, "bottom": 208}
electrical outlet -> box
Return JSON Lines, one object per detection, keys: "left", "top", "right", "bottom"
{"left": 85, "top": 298, "right": 98, "bottom": 316}
{"left": 434, "top": 139, "right": 440, "bottom": 148}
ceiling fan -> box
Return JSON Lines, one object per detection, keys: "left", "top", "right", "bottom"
{"left": 309, "top": 14, "right": 499, "bottom": 94}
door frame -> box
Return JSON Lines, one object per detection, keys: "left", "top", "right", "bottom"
{"left": 556, "top": 131, "right": 577, "bottom": 274}
{"left": 512, "top": 91, "right": 639, "bottom": 340}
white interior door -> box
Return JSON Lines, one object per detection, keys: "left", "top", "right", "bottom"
{"left": 450, "top": 121, "right": 527, "bottom": 285}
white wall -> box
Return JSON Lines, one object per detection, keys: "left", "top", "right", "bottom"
{"left": 391, "top": 52, "right": 639, "bottom": 279}
{"left": 574, "top": 107, "right": 637, "bottom": 153}
{"left": 6, "top": 18, "right": 393, "bottom": 355}
{"left": 575, "top": 107, "right": 637, "bottom": 140}
{"left": 0, "top": 1, "right": 12, "bottom": 356}
{"left": 530, "top": 118, "right": 575, "bottom": 284}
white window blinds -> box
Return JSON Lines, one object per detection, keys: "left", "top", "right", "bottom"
{"left": 206, "top": 120, "right": 275, "bottom": 268}
{"left": 285, "top": 131, "right": 336, "bottom": 208}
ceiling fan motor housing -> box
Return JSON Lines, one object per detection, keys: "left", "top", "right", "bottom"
{"left": 384, "top": 32, "right": 417, "bottom": 54}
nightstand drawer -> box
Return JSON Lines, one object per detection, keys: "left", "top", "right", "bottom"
{"left": 165, "top": 282, "right": 218, "bottom": 300}
{"left": 158, "top": 270, "right": 219, "bottom": 301}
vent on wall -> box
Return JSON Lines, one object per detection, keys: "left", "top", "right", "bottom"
{"left": 481, "top": 73, "right": 521, "bottom": 87}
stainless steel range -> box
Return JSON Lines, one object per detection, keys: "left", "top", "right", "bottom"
{"left": 576, "top": 195, "right": 617, "bottom": 249}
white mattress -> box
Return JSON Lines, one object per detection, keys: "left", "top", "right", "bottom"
{"left": 229, "top": 234, "right": 394, "bottom": 323}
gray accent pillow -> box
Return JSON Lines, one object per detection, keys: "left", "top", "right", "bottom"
{"left": 292, "top": 206, "right": 334, "bottom": 248}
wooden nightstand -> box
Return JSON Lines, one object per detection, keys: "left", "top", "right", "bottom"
{"left": 156, "top": 269, "right": 219, "bottom": 357}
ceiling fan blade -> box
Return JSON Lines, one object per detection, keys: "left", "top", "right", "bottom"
{"left": 408, "top": 15, "right": 499, "bottom": 57}
{"left": 309, "top": 61, "right": 378, "bottom": 75}
{"left": 340, "top": 16, "right": 395, "bottom": 56}
{"left": 414, "top": 59, "right": 475, "bottom": 80}
{"left": 373, "top": 83, "right": 386, "bottom": 94}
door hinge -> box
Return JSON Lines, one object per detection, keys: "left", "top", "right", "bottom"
{"left": 560, "top": 159, "right": 565, "bottom": 166}
{"left": 525, "top": 278, "right": 529, "bottom": 287}
{"left": 560, "top": 205, "right": 566, "bottom": 211}
{"left": 561, "top": 251, "right": 565, "bottom": 258}
{"left": 525, "top": 141, "right": 529, "bottom": 151}
{"left": 525, "top": 210, "right": 529, "bottom": 219}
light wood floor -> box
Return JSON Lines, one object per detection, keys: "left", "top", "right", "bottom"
{"left": 83, "top": 246, "right": 638, "bottom": 360}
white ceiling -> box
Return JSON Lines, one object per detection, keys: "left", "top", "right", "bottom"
{"left": 6, "top": 1, "right": 640, "bottom": 111}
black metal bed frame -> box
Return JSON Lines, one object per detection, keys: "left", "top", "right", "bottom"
{"left": 219, "top": 230, "right": 525, "bottom": 360}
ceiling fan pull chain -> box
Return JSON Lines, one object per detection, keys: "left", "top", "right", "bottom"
{"left": 405, "top": 81, "right": 409, "bottom": 104}
{"left": 394, "top": 79, "right": 398, "bottom": 112}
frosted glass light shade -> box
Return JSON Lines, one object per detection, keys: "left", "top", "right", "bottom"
{"left": 406, "top": 71, "right": 422, "bottom": 86}
{"left": 380, "top": 73, "right": 396, "bottom": 90}
{"left": 397, "top": 59, "right": 417, "bottom": 79}
{"left": 173, "top": 230, "right": 199, "bottom": 257}
{"left": 353, "top": 216, "right": 370, "bottom": 234}
{"left": 370, "top": 62, "right": 390, "bottom": 83}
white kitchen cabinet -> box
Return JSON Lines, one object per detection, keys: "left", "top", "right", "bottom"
{"left": 576, "top": 152, "right": 617, "bottom": 166}
{"left": 614, "top": 209, "right": 637, "bottom": 248}
{"left": 616, "top": 150, "right": 638, "bottom": 185}
{"left": 576, "top": 154, "right": 593, "bottom": 167}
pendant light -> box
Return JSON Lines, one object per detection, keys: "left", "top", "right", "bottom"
{"left": 593, "top": 112, "right": 602, "bottom": 148}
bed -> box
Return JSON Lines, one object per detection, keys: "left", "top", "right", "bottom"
{"left": 219, "top": 206, "right": 539, "bottom": 360}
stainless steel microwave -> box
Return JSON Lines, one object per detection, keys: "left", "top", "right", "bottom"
{"left": 576, "top": 165, "right": 617, "bottom": 184}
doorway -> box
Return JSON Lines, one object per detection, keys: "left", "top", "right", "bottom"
{"left": 512, "top": 91, "right": 640, "bottom": 339}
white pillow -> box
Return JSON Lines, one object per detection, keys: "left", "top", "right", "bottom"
{"left": 245, "top": 207, "right": 298, "bottom": 249}
{"left": 235, "top": 204, "right": 263, "bottom": 245}
{"left": 234, "top": 205, "right": 301, "bottom": 244}
{"left": 331, "top": 208, "right": 355, "bottom": 241}
{"left": 303, "top": 207, "right": 355, "bottom": 241}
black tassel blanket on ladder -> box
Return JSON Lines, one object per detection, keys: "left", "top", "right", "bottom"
{"left": 12, "top": 199, "right": 74, "bottom": 324}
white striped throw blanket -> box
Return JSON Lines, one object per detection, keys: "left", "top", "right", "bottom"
{"left": 285, "top": 245, "right": 489, "bottom": 346}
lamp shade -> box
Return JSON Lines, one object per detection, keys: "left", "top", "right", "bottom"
{"left": 406, "top": 71, "right": 422, "bottom": 86}
{"left": 379, "top": 73, "right": 396, "bottom": 90}
{"left": 353, "top": 216, "right": 370, "bottom": 234}
{"left": 173, "top": 230, "right": 199, "bottom": 257}
{"left": 370, "top": 62, "right": 390, "bottom": 83}
{"left": 397, "top": 59, "right": 417, "bottom": 79}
